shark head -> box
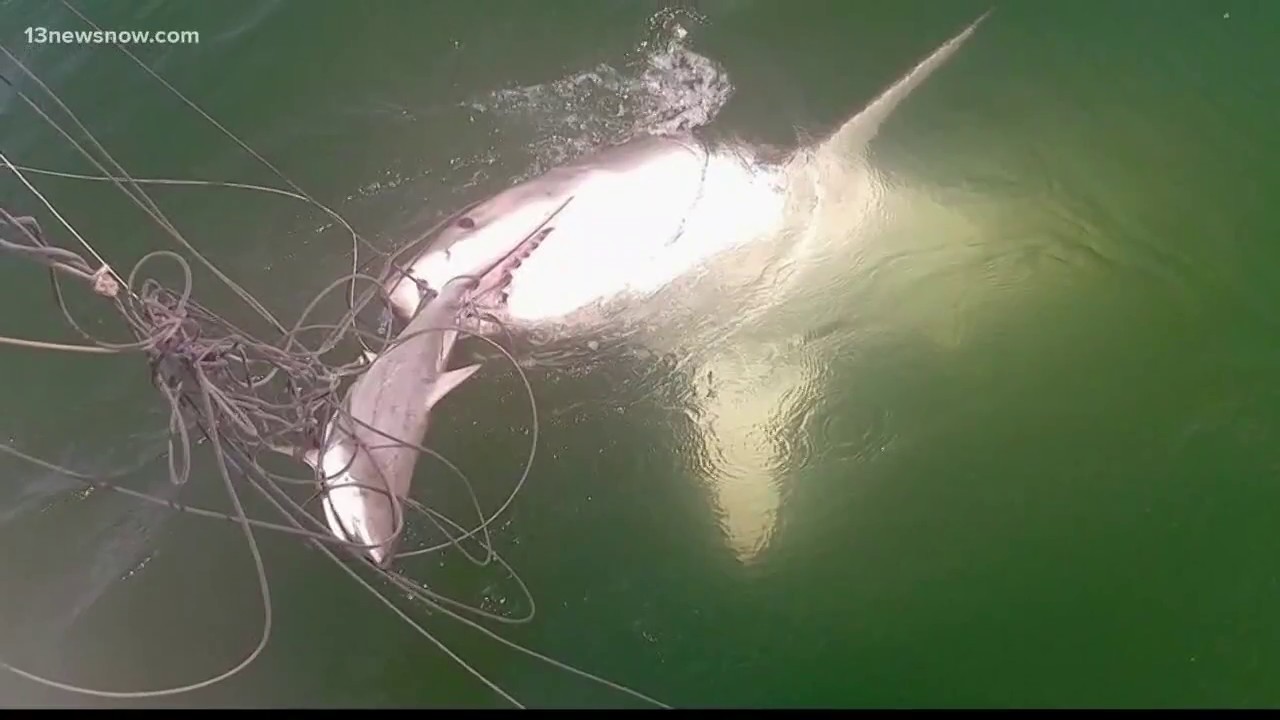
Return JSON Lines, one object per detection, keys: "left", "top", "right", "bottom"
{"left": 381, "top": 134, "right": 712, "bottom": 325}
{"left": 383, "top": 174, "right": 581, "bottom": 322}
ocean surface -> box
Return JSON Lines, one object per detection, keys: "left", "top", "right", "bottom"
{"left": 1, "top": 0, "right": 1279, "bottom": 708}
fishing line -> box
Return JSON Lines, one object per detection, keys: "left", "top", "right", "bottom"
{"left": 0, "top": 6, "right": 670, "bottom": 705}
{"left": 0, "top": 233, "right": 535, "bottom": 699}
{"left": 0, "top": 213, "right": 660, "bottom": 704}
{"left": 0, "top": 215, "right": 458, "bottom": 666}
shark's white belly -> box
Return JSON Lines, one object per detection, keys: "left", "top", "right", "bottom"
{"left": 316, "top": 439, "right": 381, "bottom": 551}
{"left": 501, "top": 143, "right": 790, "bottom": 324}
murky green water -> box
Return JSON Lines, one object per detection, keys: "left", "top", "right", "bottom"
{"left": 1, "top": 0, "right": 1279, "bottom": 708}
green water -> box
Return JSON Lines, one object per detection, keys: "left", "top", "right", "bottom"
{"left": 1, "top": 0, "right": 1279, "bottom": 708}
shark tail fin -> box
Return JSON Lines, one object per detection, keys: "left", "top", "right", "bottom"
{"left": 821, "top": 9, "right": 992, "bottom": 159}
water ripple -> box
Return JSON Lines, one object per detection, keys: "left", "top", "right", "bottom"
{"left": 463, "top": 9, "right": 733, "bottom": 177}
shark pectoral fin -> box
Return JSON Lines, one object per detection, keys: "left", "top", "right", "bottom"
{"left": 424, "top": 363, "right": 482, "bottom": 410}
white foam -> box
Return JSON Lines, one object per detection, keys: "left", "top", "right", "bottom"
{"left": 464, "top": 11, "right": 733, "bottom": 175}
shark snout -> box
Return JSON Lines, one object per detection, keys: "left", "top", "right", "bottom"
{"left": 319, "top": 470, "right": 404, "bottom": 567}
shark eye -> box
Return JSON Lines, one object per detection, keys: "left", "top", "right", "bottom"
{"left": 455, "top": 216, "right": 476, "bottom": 230}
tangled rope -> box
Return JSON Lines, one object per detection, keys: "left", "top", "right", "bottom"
{"left": 0, "top": 0, "right": 669, "bottom": 707}
{"left": 0, "top": 183, "right": 663, "bottom": 706}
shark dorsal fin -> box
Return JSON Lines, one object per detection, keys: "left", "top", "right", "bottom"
{"left": 424, "top": 363, "right": 482, "bottom": 410}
